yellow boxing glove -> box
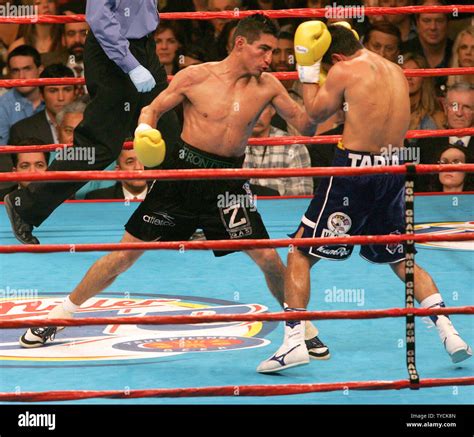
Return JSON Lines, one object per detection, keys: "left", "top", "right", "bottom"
{"left": 332, "top": 21, "right": 360, "bottom": 41}
{"left": 134, "top": 123, "right": 166, "bottom": 167}
{"left": 294, "top": 21, "right": 331, "bottom": 84}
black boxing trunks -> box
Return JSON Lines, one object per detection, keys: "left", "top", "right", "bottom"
{"left": 292, "top": 143, "right": 407, "bottom": 263}
{"left": 125, "top": 139, "right": 269, "bottom": 256}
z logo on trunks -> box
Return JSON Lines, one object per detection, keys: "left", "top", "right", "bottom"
{"left": 415, "top": 221, "right": 474, "bottom": 251}
{"left": 219, "top": 203, "right": 253, "bottom": 239}
{"left": 0, "top": 293, "right": 276, "bottom": 365}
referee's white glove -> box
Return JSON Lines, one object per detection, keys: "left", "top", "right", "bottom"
{"left": 129, "top": 65, "right": 156, "bottom": 93}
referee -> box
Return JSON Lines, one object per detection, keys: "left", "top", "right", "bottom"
{"left": 5, "top": 0, "right": 181, "bottom": 244}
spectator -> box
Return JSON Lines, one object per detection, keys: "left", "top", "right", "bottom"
{"left": 269, "top": 32, "right": 299, "bottom": 130}
{"left": 362, "top": 0, "right": 385, "bottom": 26}
{"left": 54, "top": 97, "right": 116, "bottom": 199}
{"left": 56, "top": 98, "right": 87, "bottom": 146}
{"left": 401, "top": 0, "right": 453, "bottom": 93}
{"left": 9, "top": 0, "right": 65, "bottom": 67}
{"left": 271, "top": 31, "right": 296, "bottom": 75}
{"left": 216, "top": 20, "right": 239, "bottom": 59}
{"left": 243, "top": 105, "right": 313, "bottom": 196}
{"left": 402, "top": 53, "right": 445, "bottom": 143}
{"left": 0, "top": 45, "right": 44, "bottom": 147}
{"left": 447, "top": 26, "right": 474, "bottom": 87}
{"left": 208, "top": 0, "right": 243, "bottom": 38}
{"left": 154, "top": 22, "right": 182, "bottom": 75}
{"left": 380, "top": 0, "right": 417, "bottom": 43}
{"left": 364, "top": 22, "right": 401, "bottom": 63}
{"left": 9, "top": 63, "right": 76, "bottom": 147}
{"left": 85, "top": 149, "right": 148, "bottom": 200}
{"left": 416, "top": 82, "right": 473, "bottom": 190}
{"left": 430, "top": 145, "right": 473, "bottom": 192}
{"left": 0, "top": 143, "right": 49, "bottom": 198}
{"left": 177, "top": 44, "right": 210, "bottom": 70}
{"left": 0, "top": 0, "right": 21, "bottom": 49}
{"left": 62, "top": 14, "right": 89, "bottom": 79}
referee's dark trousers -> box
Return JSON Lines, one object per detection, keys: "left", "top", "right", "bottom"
{"left": 12, "top": 31, "right": 181, "bottom": 227}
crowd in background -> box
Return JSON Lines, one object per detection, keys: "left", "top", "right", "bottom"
{"left": 0, "top": 0, "right": 472, "bottom": 199}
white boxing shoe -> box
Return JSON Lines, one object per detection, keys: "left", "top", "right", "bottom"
{"left": 444, "top": 334, "right": 472, "bottom": 364}
{"left": 257, "top": 321, "right": 309, "bottom": 373}
{"left": 19, "top": 304, "right": 72, "bottom": 348}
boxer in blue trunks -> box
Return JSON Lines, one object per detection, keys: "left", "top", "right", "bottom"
{"left": 258, "top": 22, "right": 472, "bottom": 373}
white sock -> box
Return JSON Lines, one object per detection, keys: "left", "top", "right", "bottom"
{"left": 62, "top": 296, "right": 80, "bottom": 314}
{"left": 420, "top": 293, "right": 457, "bottom": 339}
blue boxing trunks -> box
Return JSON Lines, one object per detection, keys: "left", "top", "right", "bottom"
{"left": 293, "top": 143, "right": 407, "bottom": 264}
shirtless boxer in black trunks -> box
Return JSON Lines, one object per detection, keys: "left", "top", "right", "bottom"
{"left": 257, "top": 22, "right": 471, "bottom": 373}
{"left": 19, "top": 15, "right": 329, "bottom": 360}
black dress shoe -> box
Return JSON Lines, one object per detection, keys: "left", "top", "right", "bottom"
{"left": 3, "top": 193, "right": 40, "bottom": 244}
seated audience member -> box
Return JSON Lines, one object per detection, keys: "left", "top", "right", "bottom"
{"left": 155, "top": 22, "right": 183, "bottom": 75}
{"left": 177, "top": 44, "right": 210, "bottom": 70}
{"left": 362, "top": 0, "right": 385, "bottom": 26}
{"left": 243, "top": 105, "right": 313, "bottom": 196}
{"left": 401, "top": 0, "right": 453, "bottom": 93}
{"left": 0, "top": 147, "right": 49, "bottom": 198}
{"left": 402, "top": 52, "right": 445, "bottom": 146}
{"left": 379, "top": 0, "right": 417, "bottom": 43}
{"left": 85, "top": 149, "right": 148, "bottom": 200}
{"left": 56, "top": 98, "right": 87, "bottom": 147}
{"left": 0, "top": 45, "right": 44, "bottom": 185}
{"left": 364, "top": 22, "right": 402, "bottom": 63}
{"left": 9, "top": 63, "right": 76, "bottom": 147}
{"left": 429, "top": 145, "right": 474, "bottom": 192}
{"left": 62, "top": 13, "right": 89, "bottom": 91}
{"left": 416, "top": 82, "right": 473, "bottom": 191}
{"left": 0, "top": 46, "right": 44, "bottom": 146}
{"left": 54, "top": 97, "right": 117, "bottom": 199}
{"left": 216, "top": 20, "right": 239, "bottom": 59}
{"left": 9, "top": 0, "right": 65, "bottom": 67}
{"left": 447, "top": 26, "right": 474, "bottom": 87}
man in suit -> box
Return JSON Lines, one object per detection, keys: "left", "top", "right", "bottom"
{"left": 9, "top": 64, "right": 77, "bottom": 147}
{"left": 85, "top": 149, "right": 148, "bottom": 200}
{"left": 0, "top": 149, "right": 49, "bottom": 198}
{"left": 417, "top": 82, "right": 473, "bottom": 191}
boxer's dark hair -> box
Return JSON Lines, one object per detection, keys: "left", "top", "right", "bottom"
{"left": 233, "top": 13, "right": 279, "bottom": 46}
{"left": 322, "top": 25, "right": 363, "bottom": 65}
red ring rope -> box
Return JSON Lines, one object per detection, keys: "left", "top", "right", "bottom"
{"left": 1, "top": 67, "right": 472, "bottom": 89}
{"left": 0, "top": 163, "right": 473, "bottom": 183}
{"left": 2, "top": 307, "right": 473, "bottom": 329}
{"left": 0, "top": 6, "right": 473, "bottom": 24}
{"left": 0, "top": 232, "right": 472, "bottom": 254}
{"left": 0, "top": 377, "right": 472, "bottom": 402}
{"left": 1, "top": 128, "right": 472, "bottom": 154}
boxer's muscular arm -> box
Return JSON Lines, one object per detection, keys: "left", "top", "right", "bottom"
{"left": 302, "top": 64, "right": 347, "bottom": 124}
{"left": 139, "top": 67, "right": 194, "bottom": 127}
{"left": 270, "top": 76, "right": 317, "bottom": 136}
